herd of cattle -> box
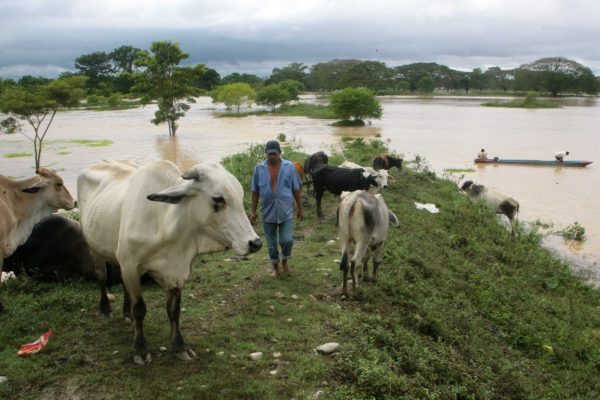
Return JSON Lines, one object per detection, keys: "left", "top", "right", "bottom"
{"left": 0, "top": 151, "right": 519, "bottom": 363}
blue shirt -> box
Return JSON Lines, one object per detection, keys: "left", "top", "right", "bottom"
{"left": 251, "top": 159, "right": 302, "bottom": 223}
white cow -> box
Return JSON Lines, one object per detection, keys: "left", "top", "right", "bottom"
{"left": 1, "top": 169, "right": 75, "bottom": 312}
{"left": 77, "top": 160, "right": 262, "bottom": 364}
{"left": 339, "top": 160, "right": 390, "bottom": 193}
{"left": 460, "top": 180, "right": 519, "bottom": 222}
{"left": 337, "top": 190, "right": 399, "bottom": 295}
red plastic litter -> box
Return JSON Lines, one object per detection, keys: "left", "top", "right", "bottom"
{"left": 17, "top": 330, "right": 52, "bottom": 357}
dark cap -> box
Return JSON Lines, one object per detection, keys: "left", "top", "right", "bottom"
{"left": 265, "top": 140, "right": 281, "bottom": 155}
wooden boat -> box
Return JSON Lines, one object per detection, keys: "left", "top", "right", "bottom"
{"left": 474, "top": 158, "right": 593, "bottom": 167}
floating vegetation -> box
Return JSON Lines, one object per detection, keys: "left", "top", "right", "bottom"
{"left": 559, "top": 222, "right": 586, "bottom": 241}
{"left": 4, "top": 152, "right": 33, "bottom": 158}
{"left": 68, "top": 139, "right": 113, "bottom": 147}
{"left": 444, "top": 168, "right": 475, "bottom": 173}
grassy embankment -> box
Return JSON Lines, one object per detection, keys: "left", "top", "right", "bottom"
{"left": 1, "top": 138, "right": 600, "bottom": 399}
{"left": 483, "top": 91, "right": 560, "bottom": 109}
{"left": 217, "top": 103, "right": 336, "bottom": 119}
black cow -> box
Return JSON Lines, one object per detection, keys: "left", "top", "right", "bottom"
{"left": 373, "top": 155, "right": 403, "bottom": 171}
{"left": 303, "top": 151, "right": 329, "bottom": 194}
{"left": 312, "top": 165, "right": 379, "bottom": 219}
{"left": 3, "top": 214, "right": 150, "bottom": 315}
{"left": 4, "top": 215, "right": 98, "bottom": 282}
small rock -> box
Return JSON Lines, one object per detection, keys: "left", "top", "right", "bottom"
{"left": 112, "top": 350, "right": 119, "bottom": 356}
{"left": 315, "top": 342, "right": 340, "bottom": 355}
{"left": 312, "top": 390, "right": 324, "bottom": 399}
{"left": 219, "top": 300, "right": 227, "bottom": 305}
{"left": 273, "top": 351, "right": 282, "bottom": 358}
{"left": 269, "top": 369, "right": 278, "bottom": 375}
{"left": 0, "top": 376, "right": 9, "bottom": 384}
{"left": 321, "top": 381, "right": 329, "bottom": 386}
{"left": 181, "top": 308, "right": 186, "bottom": 312}
{"left": 80, "top": 308, "right": 86, "bottom": 313}
{"left": 249, "top": 352, "right": 263, "bottom": 361}
{"left": 299, "top": 304, "right": 304, "bottom": 309}
{"left": 333, "top": 259, "right": 340, "bottom": 263}
{"left": 275, "top": 292, "right": 286, "bottom": 299}
{"left": 189, "top": 293, "right": 196, "bottom": 299}
{"left": 326, "top": 240, "right": 336, "bottom": 245}
{"left": 286, "top": 318, "right": 293, "bottom": 323}
{"left": 269, "top": 305, "right": 276, "bottom": 311}
{"left": 159, "top": 346, "right": 167, "bottom": 352}
{"left": 217, "top": 351, "right": 225, "bottom": 356}
{"left": 107, "top": 293, "right": 116, "bottom": 302}
{"left": 230, "top": 354, "right": 238, "bottom": 359}
{"left": 176, "top": 386, "right": 183, "bottom": 391}
{"left": 291, "top": 294, "right": 299, "bottom": 300}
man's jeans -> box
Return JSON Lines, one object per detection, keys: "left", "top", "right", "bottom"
{"left": 263, "top": 219, "right": 293, "bottom": 264}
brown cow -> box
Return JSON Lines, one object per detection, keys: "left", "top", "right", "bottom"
{"left": 292, "top": 161, "right": 305, "bottom": 184}
{"left": 0, "top": 169, "right": 75, "bottom": 312}
{"left": 373, "top": 155, "right": 403, "bottom": 171}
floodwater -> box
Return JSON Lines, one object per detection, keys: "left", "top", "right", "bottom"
{"left": 1, "top": 95, "right": 599, "bottom": 274}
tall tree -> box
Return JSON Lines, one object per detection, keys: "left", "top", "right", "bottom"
{"left": 0, "top": 76, "right": 87, "bottom": 171}
{"left": 515, "top": 57, "right": 598, "bottom": 96}
{"left": 110, "top": 45, "right": 143, "bottom": 74}
{"left": 337, "top": 61, "right": 394, "bottom": 92}
{"left": 266, "top": 63, "right": 308, "bottom": 85}
{"left": 195, "top": 68, "right": 221, "bottom": 91}
{"left": 134, "top": 41, "right": 204, "bottom": 136}
{"left": 74, "top": 51, "right": 114, "bottom": 89}
{"left": 307, "top": 59, "right": 361, "bottom": 91}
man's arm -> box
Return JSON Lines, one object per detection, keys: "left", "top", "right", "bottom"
{"left": 250, "top": 191, "right": 259, "bottom": 224}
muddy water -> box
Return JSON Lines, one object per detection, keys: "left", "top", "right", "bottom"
{"left": 1, "top": 95, "right": 598, "bottom": 270}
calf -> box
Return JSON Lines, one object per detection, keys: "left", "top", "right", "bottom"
{"left": 337, "top": 190, "right": 399, "bottom": 295}
{"left": 461, "top": 180, "right": 519, "bottom": 222}
{"left": 339, "top": 160, "right": 390, "bottom": 193}
{"left": 373, "top": 155, "right": 403, "bottom": 171}
{"left": 292, "top": 161, "right": 306, "bottom": 184}
{"left": 312, "top": 164, "right": 379, "bottom": 219}
{"left": 303, "top": 151, "right": 328, "bottom": 194}
{"left": 0, "top": 169, "right": 75, "bottom": 312}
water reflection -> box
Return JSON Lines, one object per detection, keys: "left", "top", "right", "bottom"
{"left": 155, "top": 136, "right": 198, "bottom": 172}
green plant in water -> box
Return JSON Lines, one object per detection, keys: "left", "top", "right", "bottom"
{"left": 559, "top": 222, "right": 586, "bottom": 241}
{"left": 277, "top": 132, "right": 287, "bottom": 142}
{"left": 4, "top": 152, "right": 33, "bottom": 158}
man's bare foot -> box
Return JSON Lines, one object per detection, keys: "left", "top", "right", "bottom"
{"left": 282, "top": 261, "right": 293, "bottom": 276}
{"left": 271, "top": 264, "right": 280, "bottom": 278}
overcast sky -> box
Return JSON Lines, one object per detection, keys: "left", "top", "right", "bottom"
{"left": 1, "top": 0, "right": 599, "bottom": 79}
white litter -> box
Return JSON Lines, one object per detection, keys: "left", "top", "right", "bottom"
{"left": 414, "top": 202, "right": 439, "bottom": 213}
{"left": 1, "top": 271, "right": 16, "bottom": 283}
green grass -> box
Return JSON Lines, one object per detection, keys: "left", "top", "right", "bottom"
{"left": 66, "top": 139, "right": 113, "bottom": 147}
{"left": 445, "top": 168, "right": 476, "bottom": 173}
{"left": 483, "top": 100, "right": 560, "bottom": 109}
{"left": 4, "top": 152, "right": 33, "bottom": 158}
{"left": 1, "top": 139, "right": 600, "bottom": 399}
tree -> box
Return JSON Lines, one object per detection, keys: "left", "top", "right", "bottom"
{"left": 337, "top": 61, "right": 394, "bottom": 92}
{"left": 74, "top": 51, "right": 114, "bottom": 89}
{"left": 195, "top": 68, "right": 221, "bottom": 91}
{"left": 330, "top": 87, "right": 383, "bottom": 123}
{"left": 210, "top": 83, "right": 256, "bottom": 112}
{"left": 221, "top": 73, "right": 263, "bottom": 89}
{"left": 266, "top": 63, "right": 308, "bottom": 85}
{"left": 134, "top": 41, "right": 204, "bottom": 136}
{"left": 416, "top": 76, "right": 435, "bottom": 94}
{"left": 0, "top": 76, "right": 87, "bottom": 171}
{"left": 110, "top": 45, "right": 143, "bottom": 74}
{"left": 256, "top": 84, "right": 290, "bottom": 110}
{"left": 514, "top": 57, "right": 598, "bottom": 96}
{"left": 307, "top": 59, "right": 361, "bottom": 91}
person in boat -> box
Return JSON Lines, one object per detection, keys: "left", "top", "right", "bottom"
{"left": 555, "top": 150, "right": 569, "bottom": 162}
{"left": 477, "top": 149, "right": 488, "bottom": 160}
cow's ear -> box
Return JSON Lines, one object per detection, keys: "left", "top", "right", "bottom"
{"left": 181, "top": 166, "right": 208, "bottom": 181}
{"left": 22, "top": 182, "right": 46, "bottom": 193}
{"left": 147, "top": 183, "right": 190, "bottom": 204}
{"left": 388, "top": 211, "right": 400, "bottom": 227}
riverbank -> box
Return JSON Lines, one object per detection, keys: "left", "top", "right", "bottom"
{"left": 1, "top": 138, "right": 600, "bottom": 399}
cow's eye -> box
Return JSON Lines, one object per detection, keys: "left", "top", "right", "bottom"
{"left": 212, "top": 196, "right": 225, "bottom": 212}
{"left": 56, "top": 182, "right": 63, "bottom": 187}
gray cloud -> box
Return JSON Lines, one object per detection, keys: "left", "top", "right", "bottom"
{"left": 1, "top": 0, "right": 599, "bottom": 79}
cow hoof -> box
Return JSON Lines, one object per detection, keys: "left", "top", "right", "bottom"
{"left": 133, "top": 353, "right": 152, "bottom": 365}
{"left": 176, "top": 348, "right": 198, "bottom": 361}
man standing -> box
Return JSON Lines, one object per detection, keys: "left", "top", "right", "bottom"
{"left": 555, "top": 150, "right": 569, "bottom": 162}
{"left": 250, "top": 140, "right": 304, "bottom": 277}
